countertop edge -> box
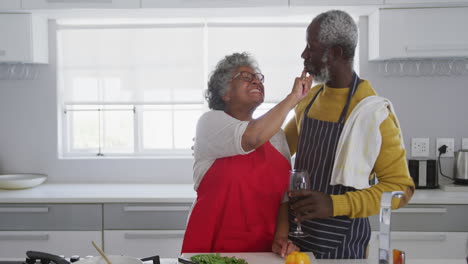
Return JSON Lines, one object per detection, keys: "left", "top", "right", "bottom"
{"left": 1, "top": 183, "right": 468, "bottom": 204}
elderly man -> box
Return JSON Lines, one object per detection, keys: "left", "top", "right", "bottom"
{"left": 272, "top": 10, "right": 415, "bottom": 259}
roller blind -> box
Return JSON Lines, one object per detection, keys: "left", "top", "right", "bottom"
{"left": 57, "top": 24, "right": 205, "bottom": 104}
{"left": 207, "top": 23, "right": 307, "bottom": 103}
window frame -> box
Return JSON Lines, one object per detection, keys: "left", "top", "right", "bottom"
{"left": 57, "top": 18, "right": 360, "bottom": 158}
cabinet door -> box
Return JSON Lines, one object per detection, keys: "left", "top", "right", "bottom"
{"left": 385, "top": 0, "right": 468, "bottom": 4}
{"left": 369, "top": 7, "right": 468, "bottom": 60}
{"left": 368, "top": 231, "right": 468, "bottom": 259}
{"left": 141, "top": 0, "right": 287, "bottom": 8}
{"left": 0, "top": 14, "right": 47, "bottom": 63}
{"left": 21, "top": 0, "right": 140, "bottom": 9}
{"left": 0, "top": 0, "right": 21, "bottom": 8}
{"left": 369, "top": 205, "right": 468, "bottom": 232}
{"left": 290, "top": 0, "right": 383, "bottom": 5}
{"left": 0, "top": 204, "right": 102, "bottom": 230}
{"left": 104, "top": 230, "right": 184, "bottom": 258}
{"left": 104, "top": 203, "right": 190, "bottom": 230}
{"left": 0, "top": 14, "right": 32, "bottom": 62}
{"left": 0, "top": 231, "right": 102, "bottom": 258}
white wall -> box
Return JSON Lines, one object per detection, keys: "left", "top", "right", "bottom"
{"left": 1, "top": 16, "right": 467, "bottom": 183}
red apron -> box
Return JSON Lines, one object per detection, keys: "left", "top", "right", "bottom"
{"left": 181, "top": 141, "right": 290, "bottom": 253}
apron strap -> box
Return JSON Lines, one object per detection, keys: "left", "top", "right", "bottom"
{"left": 302, "top": 72, "right": 361, "bottom": 125}
{"left": 337, "top": 72, "right": 360, "bottom": 124}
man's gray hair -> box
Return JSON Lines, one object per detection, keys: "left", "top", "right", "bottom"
{"left": 205, "top": 52, "right": 260, "bottom": 110}
{"left": 313, "top": 10, "right": 358, "bottom": 64}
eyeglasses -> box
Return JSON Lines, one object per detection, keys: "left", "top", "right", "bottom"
{"left": 231, "top": 71, "right": 265, "bottom": 84}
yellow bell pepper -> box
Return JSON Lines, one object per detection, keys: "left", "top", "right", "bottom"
{"left": 285, "top": 251, "right": 311, "bottom": 264}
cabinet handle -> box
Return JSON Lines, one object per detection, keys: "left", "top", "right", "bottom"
{"left": 124, "top": 231, "right": 184, "bottom": 240}
{"left": 393, "top": 208, "right": 447, "bottom": 214}
{"left": 46, "top": 0, "right": 112, "bottom": 3}
{"left": 406, "top": 45, "right": 468, "bottom": 53}
{"left": 377, "top": 233, "right": 447, "bottom": 242}
{"left": 0, "top": 207, "right": 49, "bottom": 213}
{"left": 0, "top": 233, "right": 49, "bottom": 241}
{"left": 123, "top": 206, "right": 190, "bottom": 212}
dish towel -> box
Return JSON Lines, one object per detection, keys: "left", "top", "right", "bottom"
{"left": 330, "top": 95, "right": 405, "bottom": 189}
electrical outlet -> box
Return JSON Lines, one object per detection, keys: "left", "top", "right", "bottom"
{"left": 411, "top": 138, "right": 429, "bottom": 157}
{"left": 436, "top": 138, "right": 455, "bottom": 157}
{"left": 462, "top": 138, "right": 468, "bottom": 150}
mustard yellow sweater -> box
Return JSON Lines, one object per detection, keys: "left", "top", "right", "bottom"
{"left": 284, "top": 80, "right": 415, "bottom": 218}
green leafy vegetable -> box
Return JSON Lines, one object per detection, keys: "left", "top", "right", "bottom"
{"left": 190, "top": 253, "right": 249, "bottom": 264}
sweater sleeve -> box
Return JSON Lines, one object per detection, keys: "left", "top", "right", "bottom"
{"left": 195, "top": 111, "right": 253, "bottom": 161}
{"left": 330, "top": 112, "right": 415, "bottom": 218}
{"left": 283, "top": 116, "right": 299, "bottom": 156}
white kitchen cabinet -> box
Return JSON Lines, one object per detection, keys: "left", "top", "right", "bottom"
{"left": 0, "top": 13, "right": 48, "bottom": 63}
{"left": 0, "top": 231, "right": 102, "bottom": 258}
{"left": 368, "top": 7, "right": 468, "bottom": 60}
{"left": 103, "top": 203, "right": 191, "bottom": 257}
{"left": 290, "top": 0, "right": 383, "bottom": 5}
{"left": 141, "top": 0, "right": 287, "bottom": 8}
{"left": 369, "top": 204, "right": 468, "bottom": 232}
{"left": 385, "top": 0, "right": 468, "bottom": 4}
{"left": 367, "top": 204, "right": 468, "bottom": 259}
{"left": 21, "top": 0, "right": 140, "bottom": 9}
{"left": 368, "top": 231, "right": 468, "bottom": 259}
{"left": 0, "top": 204, "right": 103, "bottom": 257}
{"left": 0, "top": 0, "right": 21, "bottom": 9}
{"left": 104, "top": 230, "right": 185, "bottom": 258}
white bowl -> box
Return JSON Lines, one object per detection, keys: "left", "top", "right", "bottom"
{"left": 75, "top": 255, "right": 143, "bottom": 264}
{"left": 0, "top": 174, "right": 47, "bottom": 190}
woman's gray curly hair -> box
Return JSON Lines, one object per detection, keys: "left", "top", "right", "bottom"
{"left": 206, "top": 52, "right": 260, "bottom": 110}
{"left": 313, "top": 10, "right": 358, "bottom": 65}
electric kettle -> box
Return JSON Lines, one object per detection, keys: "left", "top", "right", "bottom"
{"left": 454, "top": 150, "right": 468, "bottom": 184}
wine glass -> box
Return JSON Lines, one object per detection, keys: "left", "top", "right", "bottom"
{"left": 289, "top": 169, "right": 310, "bottom": 238}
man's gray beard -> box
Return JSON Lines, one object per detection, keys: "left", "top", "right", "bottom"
{"left": 313, "top": 65, "right": 330, "bottom": 83}
{"left": 313, "top": 50, "right": 331, "bottom": 83}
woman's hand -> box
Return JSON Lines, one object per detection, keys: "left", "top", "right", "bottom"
{"left": 272, "top": 237, "right": 300, "bottom": 258}
{"left": 289, "top": 69, "right": 313, "bottom": 104}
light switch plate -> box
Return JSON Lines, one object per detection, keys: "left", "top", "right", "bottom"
{"left": 463, "top": 138, "right": 468, "bottom": 150}
{"left": 411, "top": 138, "right": 429, "bottom": 157}
{"left": 436, "top": 138, "right": 455, "bottom": 157}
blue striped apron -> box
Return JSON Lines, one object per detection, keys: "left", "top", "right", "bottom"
{"left": 289, "top": 73, "right": 371, "bottom": 259}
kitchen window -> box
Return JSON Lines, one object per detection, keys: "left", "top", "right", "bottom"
{"left": 57, "top": 19, "right": 359, "bottom": 157}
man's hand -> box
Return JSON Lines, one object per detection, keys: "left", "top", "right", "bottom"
{"left": 289, "top": 190, "right": 334, "bottom": 221}
{"left": 272, "top": 237, "right": 300, "bottom": 258}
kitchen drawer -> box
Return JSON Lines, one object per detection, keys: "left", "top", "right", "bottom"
{"left": 0, "top": 230, "right": 102, "bottom": 258}
{"left": 0, "top": 204, "right": 102, "bottom": 231}
{"left": 368, "top": 231, "right": 468, "bottom": 259}
{"left": 104, "top": 230, "right": 184, "bottom": 258}
{"left": 104, "top": 203, "right": 191, "bottom": 230}
{"left": 369, "top": 204, "right": 468, "bottom": 231}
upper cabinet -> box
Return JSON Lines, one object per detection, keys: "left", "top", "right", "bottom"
{"left": 141, "top": 0, "right": 287, "bottom": 8}
{"left": 385, "top": 0, "right": 468, "bottom": 4}
{"left": 290, "top": 0, "right": 383, "bottom": 5}
{"left": 0, "top": 14, "right": 48, "bottom": 63}
{"left": 21, "top": 0, "right": 140, "bottom": 9}
{"left": 0, "top": 0, "right": 21, "bottom": 9}
{"left": 368, "top": 7, "right": 468, "bottom": 60}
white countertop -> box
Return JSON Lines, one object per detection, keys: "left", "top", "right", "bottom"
{"left": 0, "top": 183, "right": 468, "bottom": 204}
{"left": 1, "top": 254, "right": 465, "bottom": 264}
{"left": 180, "top": 252, "right": 467, "bottom": 264}
{"left": 0, "top": 183, "right": 196, "bottom": 203}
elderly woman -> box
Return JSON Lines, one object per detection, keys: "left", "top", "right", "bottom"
{"left": 181, "top": 52, "right": 312, "bottom": 253}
